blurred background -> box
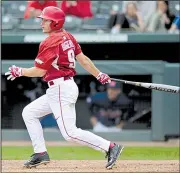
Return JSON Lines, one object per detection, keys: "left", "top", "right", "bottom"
{"left": 1, "top": 0, "right": 180, "bottom": 142}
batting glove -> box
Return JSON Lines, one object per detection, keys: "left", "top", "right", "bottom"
{"left": 5, "top": 65, "right": 23, "bottom": 81}
{"left": 96, "top": 72, "right": 111, "bottom": 85}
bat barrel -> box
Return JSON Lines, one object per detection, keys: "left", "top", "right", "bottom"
{"left": 146, "top": 83, "right": 180, "bottom": 93}
{"left": 111, "top": 78, "right": 180, "bottom": 94}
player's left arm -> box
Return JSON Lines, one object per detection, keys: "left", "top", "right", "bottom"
{"left": 70, "top": 33, "right": 100, "bottom": 77}
{"left": 69, "top": 33, "right": 111, "bottom": 85}
{"left": 76, "top": 52, "right": 111, "bottom": 85}
{"left": 76, "top": 53, "right": 100, "bottom": 77}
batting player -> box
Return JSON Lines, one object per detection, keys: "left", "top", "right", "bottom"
{"left": 5, "top": 7, "right": 123, "bottom": 169}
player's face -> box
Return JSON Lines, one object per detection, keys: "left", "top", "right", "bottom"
{"left": 107, "top": 88, "right": 121, "bottom": 101}
{"left": 41, "top": 19, "right": 52, "bottom": 33}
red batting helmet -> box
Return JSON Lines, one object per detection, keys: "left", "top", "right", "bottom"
{"left": 38, "top": 6, "right": 65, "bottom": 30}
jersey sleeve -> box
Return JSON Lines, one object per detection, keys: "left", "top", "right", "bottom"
{"left": 69, "top": 33, "right": 82, "bottom": 56}
{"left": 74, "top": 40, "right": 82, "bottom": 56}
{"left": 34, "top": 41, "right": 59, "bottom": 70}
{"left": 47, "top": 1, "right": 57, "bottom": 7}
{"left": 28, "top": 1, "right": 39, "bottom": 9}
{"left": 24, "top": 1, "right": 38, "bottom": 19}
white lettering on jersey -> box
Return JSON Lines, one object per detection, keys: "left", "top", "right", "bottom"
{"left": 35, "top": 58, "right": 44, "bottom": 64}
{"left": 61, "top": 40, "right": 74, "bottom": 51}
{"left": 51, "top": 55, "right": 59, "bottom": 70}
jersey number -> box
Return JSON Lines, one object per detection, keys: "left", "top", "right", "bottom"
{"left": 68, "top": 49, "right": 75, "bottom": 68}
{"left": 52, "top": 49, "right": 75, "bottom": 70}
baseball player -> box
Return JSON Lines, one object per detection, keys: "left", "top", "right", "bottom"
{"left": 87, "top": 81, "right": 133, "bottom": 132}
{"left": 5, "top": 6, "right": 124, "bottom": 169}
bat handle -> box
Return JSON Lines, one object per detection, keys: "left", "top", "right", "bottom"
{"left": 110, "top": 78, "right": 127, "bottom": 83}
{"left": 110, "top": 78, "right": 118, "bottom": 81}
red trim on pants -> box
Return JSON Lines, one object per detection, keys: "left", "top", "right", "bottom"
{"left": 58, "top": 85, "right": 106, "bottom": 152}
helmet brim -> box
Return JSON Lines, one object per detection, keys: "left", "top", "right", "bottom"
{"left": 37, "top": 15, "right": 53, "bottom": 21}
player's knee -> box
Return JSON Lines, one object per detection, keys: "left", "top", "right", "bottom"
{"left": 64, "top": 128, "right": 82, "bottom": 141}
{"left": 61, "top": 132, "right": 73, "bottom": 142}
{"left": 22, "top": 105, "right": 31, "bottom": 121}
{"left": 61, "top": 128, "right": 79, "bottom": 142}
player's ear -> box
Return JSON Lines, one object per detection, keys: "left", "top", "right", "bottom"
{"left": 50, "top": 21, "right": 62, "bottom": 30}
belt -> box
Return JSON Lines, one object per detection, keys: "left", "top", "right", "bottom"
{"left": 48, "top": 77, "right": 73, "bottom": 87}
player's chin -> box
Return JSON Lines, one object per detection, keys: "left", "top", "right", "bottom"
{"left": 42, "top": 30, "right": 49, "bottom": 33}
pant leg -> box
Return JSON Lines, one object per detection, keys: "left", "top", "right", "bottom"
{"left": 22, "top": 94, "right": 52, "bottom": 153}
{"left": 46, "top": 80, "right": 110, "bottom": 153}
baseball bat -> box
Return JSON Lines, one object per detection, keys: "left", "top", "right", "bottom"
{"left": 110, "top": 78, "right": 180, "bottom": 94}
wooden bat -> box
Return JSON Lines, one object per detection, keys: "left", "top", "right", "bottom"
{"left": 110, "top": 78, "right": 180, "bottom": 94}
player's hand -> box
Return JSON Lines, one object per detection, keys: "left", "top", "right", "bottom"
{"left": 96, "top": 72, "right": 111, "bottom": 85}
{"left": 5, "top": 65, "right": 23, "bottom": 81}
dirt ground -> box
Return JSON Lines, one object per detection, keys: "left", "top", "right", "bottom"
{"left": 2, "top": 160, "right": 179, "bottom": 172}
{"left": 2, "top": 140, "right": 180, "bottom": 172}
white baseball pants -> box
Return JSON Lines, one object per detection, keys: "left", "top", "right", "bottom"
{"left": 22, "top": 78, "right": 110, "bottom": 153}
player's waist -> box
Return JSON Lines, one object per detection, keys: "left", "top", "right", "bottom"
{"left": 47, "top": 76, "right": 74, "bottom": 87}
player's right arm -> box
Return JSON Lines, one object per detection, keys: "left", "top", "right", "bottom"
{"left": 23, "top": 43, "right": 58, "bottom": 77}
{"left": 22, "top": 67, "right": 46, "bottom": 77}
{"left": 5, "top": 39, "right": 58, "bottom": 80}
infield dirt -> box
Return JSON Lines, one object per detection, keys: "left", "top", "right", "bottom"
{"left": 2, "top": 160, "right": 179, "bottom": 172}
{"left": 2, "top": 141, "right": 179, "bottom": 172}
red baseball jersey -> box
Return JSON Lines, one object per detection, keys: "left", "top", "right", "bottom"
{"left": 34, "top": 29, "right": 82, "bottom": 82}
{"left": 60, "top": 1, "right": 93, "bottom": 18}
{"left": 24, "top": 1, "right": 57, "bottom": 19}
